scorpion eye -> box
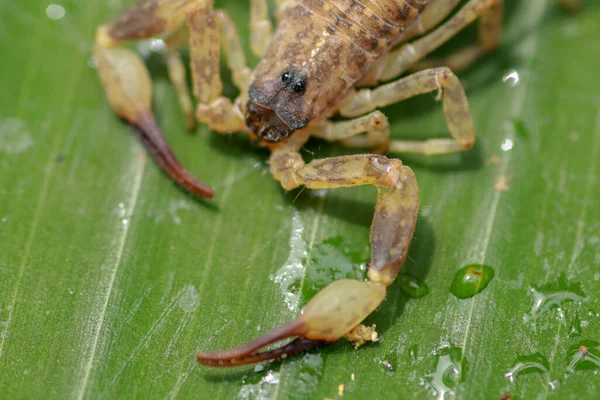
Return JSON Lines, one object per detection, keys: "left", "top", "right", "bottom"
{"left": 293, "top": 79, "right": 306, "bottom": 94}
{"left": 281, "top": 72, "right": 291, "bottom": 83}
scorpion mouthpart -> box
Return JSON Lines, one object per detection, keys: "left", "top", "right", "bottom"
{"left": 134, "top": 111, "right": 215, "bottom": 199}
{"left": 245, "top": 100, "right": 294, "bottom": 143}
{"left": 197, "top": 320, "right": 324, "bottom": 367}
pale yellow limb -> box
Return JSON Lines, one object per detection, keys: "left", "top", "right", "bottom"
{"left": 269, "top": 147, "right": 418, "bottom": 325}
{"left": 250, "top": 0, "right": 272, "bottom": 57}
{"left": 310, "top": 111, "right": 391, "bottom": 153}
{"left": 165, "top": 47, "right": 195, "bottom": 131}
{"left": 186, "top": 1, "right": 249, "bottom": 133}
{"left": 198, "top": 149, "right": 419, "bottom": 365}
{"left": 339, "top": 67, "right": 474, "bottom": 155}
{"left": 402, "top": 0, "right": 461, "bottom": 42}
{"left": 104, "top": 0, "right": 196, "bottom": 43}
{"left": 378, "top": 0, "right": 503, "bottom": 82}
{"left": 94, "top": 28, "right": 215, "bottom": 198}
{"left": 216, "top": 10, "right": 253, "bottom": 95}
{"left": 270, "top": 149, "right": 419, "bottom": 281}
{"left": 409, "top": 0, "right": 503, "bottom": 72}
{"left": 94, "top": 0, "right": 215, "bottom": 198}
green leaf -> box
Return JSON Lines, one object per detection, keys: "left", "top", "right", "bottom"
{"left": 1, "top": 1, "right": 599, "bottom": 399}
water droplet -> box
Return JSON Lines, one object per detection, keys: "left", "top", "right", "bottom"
{"left": 117, "top": 203, "right": 126, "bottom": 218}
{"left": 450, "top": 264, "right": 495, "bottom": 299}
{"left": 409, "top": 345, "right": 419, "bottom": 362}
{"left": 397, "top": 275, "right": 429, "bottom": 298}
{"left": 501, "top": 139, "right": 514, "bottom": 152}
{"left": 177, "top": 285, "right": 199, "bottom": 313}
{"left": 294, "top": 353, "right": 324, "bottom": 393}
{"left": 511, "top": 119, "right": 530, "bottom": 139}
{"left": 239, "top": 371, "right": 280, "bottom": 400}
{"left": 276, "top": 353, "right": 324, "bottom": 397}
{"left": 568, "top": 311, "right": 582, "bottom": 338}
{"left": 567, "top": 340, "right": 600, "bottom": 372}
{"left": 504, "top": 353, "right": 550, "bottom": 382}
{"left": 137, "top": 39, "right": 166, "bottom": 58}
{"left": 271, "top": 210, "right": 307, "bottom": 311}
{"left": 374, "top": 354, "right": 397, "bottom": 377}
{"left": 524, "top": 274, "right": 585, "bottom": 321}
{"left": 0, "top": 117, "right": 34, "bottom": 154}
{"left": 87, "top": 55, "right": 98, "bottom": 69}
{"left": 502, "top": 70, "right": 520, "bottom": 87}
{"left": 425, "top": 345, "right": 465, "bottom": 400}
{"left": 302, "top": 236, "right": 368, "bottom": 304}
{"left": 45, "top": 4, "right": 65, "bottom": 21}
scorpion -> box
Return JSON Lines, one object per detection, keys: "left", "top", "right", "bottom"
{"left": 95, "top": 0, "right": 504, "bottom": 367}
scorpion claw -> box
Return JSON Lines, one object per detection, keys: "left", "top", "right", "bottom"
{"left": 197, "top": 319, "right": 317, "bottom": 367}
{"left": 197, "top": 279, "right": 387, "bottom": 367}
{"left": 197, "top": 333, "right": 325, "bottom": 367}
{"left": 134, "top": 111, "right": 215, "bottom": 199}
{"left": 94, "top": 41, "right": 215, "bottom": 199}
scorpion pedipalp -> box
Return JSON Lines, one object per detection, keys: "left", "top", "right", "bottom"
{"left": 94, "top": 26, "right": 215, "bottom": 199}
{"left": 198, "top": 279, "right": 387, "bottom": 367}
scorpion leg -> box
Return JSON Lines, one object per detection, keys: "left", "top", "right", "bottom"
{"left": 339, "top": 67, "right": 474, "bottom": 155}
{"left": 402, "top": 0, "right": 460, "bottom": 42}
{"left": 359, "top": 0, "right": 460, "bottom": 86}
{"left": 198, "top": 148, "right": 419, "bottom": 366}
{"left": 250, "top": 0, "right": 273, "bottom": 57}
{"left": 164, "top": 24, "right": 196, "bottom": 132}
{"left": 378, "top": 0, "right": 503, "bottom": 81}
{"left": 309, "top": 111, "right": 391, "bottom": 153}
{"left": 408, "top": 0, "right": 503, "bottom": 73}
{"left": 187, "top": 1, "right": 250, "bottom": 133}
{"left": 94, "top": 0, "right": 215, "bottom": 198}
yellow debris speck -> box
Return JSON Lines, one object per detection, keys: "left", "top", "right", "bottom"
{"left": 494, "top": 176, "right": 511, "bottom": 192}
{"left": 485, "top": 156, "right": 501, "bottom": 166}
{"left": 350, "top": 373, "right": 355, "bottom": 381}
{"left": 338, "top": 384, "right": 344, "bottom": 397}
{"left": 344, "top": 324, "right": 378, "bottom": 349}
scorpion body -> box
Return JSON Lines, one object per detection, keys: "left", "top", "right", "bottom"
{"left": 94, "top": 0, "right": 504, "bottom": 366}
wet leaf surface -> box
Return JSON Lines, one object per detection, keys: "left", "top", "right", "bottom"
{"left": 1, "top": 1, "right": 599, "bottom": 399}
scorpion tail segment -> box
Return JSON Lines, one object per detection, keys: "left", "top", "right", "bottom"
{"left": 94, "top": 37, "right": 215, "bottom": 199}
{"left": 198, "top": 279, "right": 387, "bottom": 367}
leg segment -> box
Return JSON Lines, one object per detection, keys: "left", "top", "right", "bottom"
{"left": 187, "top": 1, "right": 250, "bottom": 133}
{"left": 376, "top": 0, "right": 503, "bottom": 83}
{"left": 94, "top": 0, "right": 214, "bottom": 198}
{"left": 165, "top": 25, "right": 196, "bottom": 131}
{"left": 339, "top": 67, "right": 474, "bottom": 155}
{"left": 198, "top": 149, "right": 419, "bottom": 366}
{"left": 309, "top": 111, "right": 391, "bottom": 153}
{"left": 250, "top": 0, "right": 272, "bottom": 57}
{"left": 402, "top": 0, "right": 460, "bottom": 42}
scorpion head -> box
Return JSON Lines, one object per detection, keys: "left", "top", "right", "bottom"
{"left": 246, "top": 67, "right": 311, "bottom": 142}
{"left": 246, "top": 8, "right": 362, "bottom": 143}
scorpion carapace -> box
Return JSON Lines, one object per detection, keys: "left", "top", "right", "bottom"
{"left": 95, "top": 0, "right": 505, "bottom": 366}
{"left": 247, "top": 0, "right": 429, "bottom": 142}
